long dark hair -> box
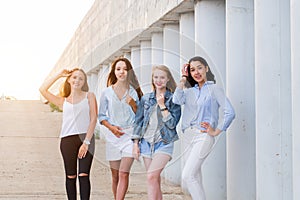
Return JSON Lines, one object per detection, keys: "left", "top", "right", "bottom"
{"left": 107, "top": 57, "right": 143, "bottom": 99}
{"left": 185, "top": 56, "right": 216, "bottom": 88}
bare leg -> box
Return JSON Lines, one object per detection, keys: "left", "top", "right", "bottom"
{"left": 116, "top": 157, "right": 134, "bottom": 200}
{"left": 109, "top": 160, "right": 121, "bottom": 199}
{"left": 145, "top": 154, "right": 170, "bottom": 200}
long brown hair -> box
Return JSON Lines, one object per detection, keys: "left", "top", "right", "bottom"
{"left": 151, "top": 65, "right": 177, "bottom": 93}
{"left": 107, "top": 57, "right": 143, "bottom": 99}
{"left": 60, "top": 68, "right": 89, "bottom": 97}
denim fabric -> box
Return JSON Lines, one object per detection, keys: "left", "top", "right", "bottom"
{"left": 132, "top": 90, "right": 181, "bottom": 144}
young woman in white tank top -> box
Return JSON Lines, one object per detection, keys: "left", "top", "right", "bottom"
{"left": 40, "top": 68, "right": 97, "bottom": 200}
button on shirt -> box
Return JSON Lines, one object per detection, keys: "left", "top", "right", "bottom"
{"left": 173, "top": 81, "right": 235, "bottom": 132}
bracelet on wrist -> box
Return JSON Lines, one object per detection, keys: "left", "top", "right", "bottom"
{"left": 83, "top": 139, "right": 90, "bottom": 145}
{"left": 182, "top": 75, "right": 188, "bottom": 78}
{"left": 160, "top": 107, "right": 168, "bottom": 111}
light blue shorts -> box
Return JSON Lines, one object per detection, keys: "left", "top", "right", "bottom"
{"left": 140, "top": 138, "right": 174, "bottom": 159}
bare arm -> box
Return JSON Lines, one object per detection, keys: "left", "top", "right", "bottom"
{"left": 78, "top": 92, "right": 98, "bottom": 159}
{"left": 39, "top": 70, "right": 70, "bottom": 109}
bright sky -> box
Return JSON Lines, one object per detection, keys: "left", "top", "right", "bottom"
{"left": 0, "top": 0, "right": 94, "bottom": 100}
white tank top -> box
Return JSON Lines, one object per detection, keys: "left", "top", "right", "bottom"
{"left": 60, "top": 93, "right": 90, "bottom": 138}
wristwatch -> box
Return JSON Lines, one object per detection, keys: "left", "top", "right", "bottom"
{"left": 160, "top": 107, "right": 168, "bottom": 111}
{"left": 83, "top": 139, "right": 90, "bottom": 145}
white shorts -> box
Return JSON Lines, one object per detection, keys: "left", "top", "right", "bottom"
{"left": 104, "top": 127, "right": 134, "bottom": 161}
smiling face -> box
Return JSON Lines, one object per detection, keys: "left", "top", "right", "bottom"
{"left": 189, "top": 60, "right": 208, "bottom": 86}
{"left": 152, "top": 69, "right": 169, "bottom": 90}
{"left": 114, "top": 60, "right": 128, "bottom": 82}
{"left": 68, "top": 70, "right": 86, "bottom": 90}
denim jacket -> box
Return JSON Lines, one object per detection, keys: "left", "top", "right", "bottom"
{"left": 132, "top": 90, "right": 181, "bottom": 144}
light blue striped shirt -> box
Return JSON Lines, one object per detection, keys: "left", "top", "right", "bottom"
{"left": 173, "top": 81, "right": 235, "bottom": 132}
{"left": 98, "top": 85, "right": 138, "bottom": 128}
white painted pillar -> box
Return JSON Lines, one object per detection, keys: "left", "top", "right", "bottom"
{"left": 151, "top": 32, "right": 163, "bottom": 65}
{"left": 130, "top": 46, "right": 141, "bottom": 84}
{"left": 178, "top": 11, "right": 195, "bottom": 191}
{"left": 163, "top": 23, "right": 180, "bottom": 81}
{"left": 162, "top": 23, "right": 181, "bottom": 185}
{"left": 87, "top": 74, "right": 92, "bottom": 93}
{"left": 194, "top": 1, "right": 226, "bottom": 199}
{"left": 123, "top": 51, "right": 131, "bottom": 61}
{"left": 140, "top": 40, "right": 152, "bottom": 93}
{"left": 97, "top": 64, "right": 110, "bottom": 140}
{"left": 90, "top": 72, "right": 98, "bottom": 94}
{"left": 226, "top": 0, "right": 255, "bottom": 199}
{"left": 255, "top": 0, "right": 292, "bottom": 199}
{"left": 179, "top": 12, "right": 195, "bottom": 65}
{"left": 291, "top": 0, "right": 300, "bottom": 199}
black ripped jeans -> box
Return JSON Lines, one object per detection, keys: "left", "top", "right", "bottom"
{"left": 60, "top": 134, "right": 95, "bottom": 200}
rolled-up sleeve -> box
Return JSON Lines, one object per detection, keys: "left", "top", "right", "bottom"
{"left": 162, "top": 100, "right": 181, "bottom": 130}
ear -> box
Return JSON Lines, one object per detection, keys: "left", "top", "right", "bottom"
{"left": 206, "top": 67, "right": 209, "bottom": 73}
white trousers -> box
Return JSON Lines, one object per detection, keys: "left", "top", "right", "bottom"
{"left": 181, "top": 127, "right": 215, "bottom": 200}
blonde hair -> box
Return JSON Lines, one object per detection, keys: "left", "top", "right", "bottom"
{"left": 60, "top": 68, "right": 89, "bottom": 97}
{"left": 151, "top": 65, "right": 176, "bottom": 93}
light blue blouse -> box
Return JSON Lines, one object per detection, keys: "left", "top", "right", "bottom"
{"left": 173, "top": 81, "right": 235, "bottom": 132}
{"left": 98, "top": 85, "right": 138, "bottom": 128}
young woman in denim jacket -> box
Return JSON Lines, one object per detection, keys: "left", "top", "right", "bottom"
{"left": 173, "top": 56, "right": 235, "bottom": 200}
{"left": 132, "top": 65, "right": 181, "bottom": 200}
{"left": 98, "top": 57, "right": 143, "bottom": 200}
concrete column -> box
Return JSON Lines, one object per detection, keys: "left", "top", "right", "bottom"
{"left": 140, "top": 40, "right": 152, "bottom": 93}
{"left": 178, "top": 11, "right": 195, "bottom": 191}
{"left": 226, "top": 0, "right": 255, "bottom": 199}
{"left": 194, "top": 1, "right": 226, "bottom": 199}
{"left": 130, "top": 46, "right": 141, "bottom": 84}
{"left": 255, "top": 0, "right": 292, "bottom": 199}
{"left": 90, "top": 72, "right": 98, "bottom": 94}
{"left": 123, "top": 51, "right": 131, "bottom": 61}
{"left": 179, "top": 12, "right": 195, "bottom": 65}
{"left": 291, "top": 0, "right": 300, "bottom": 199}
{"left": 151, "top": 32, "right": 163, "bottom": 65}
{"left": 97, "top": 64, "right": 110, "bottom": 140}
{"left": 163, "top": 23, "right": 180, "bottom": 81}
{"left": 87, "top": 74, "right": 92, "bottom": 93}
{"left": 162, "top": 23, "right": 181, "bottom": 185}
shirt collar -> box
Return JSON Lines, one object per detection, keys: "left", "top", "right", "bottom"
{"left": 149, "top": 90, "right": 172, "bottom": 99}
{"left": 193, "top": 81, "right": 214, "bottom": 89}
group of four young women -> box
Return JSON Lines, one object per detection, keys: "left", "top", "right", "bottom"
{"left": 40, "top": 56, "right": 235, "bottom": 200}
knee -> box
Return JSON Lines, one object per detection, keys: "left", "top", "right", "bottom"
{"left": 67, "top": 175, "right": 77, "bottom": 179}
{"left": 111, "top": 171, "right": 119, "bottom": 183}
{"left": 147, "top": 173, "right": 159, "bottom": 185}
{"left": 182, "top": 169, "right": 193, "bottom": 183}
{"left": 79, "top": 173, "right": 89, "bottom": 177}
{"left": 119, "top": 171, "right": 129, "bottom": 180}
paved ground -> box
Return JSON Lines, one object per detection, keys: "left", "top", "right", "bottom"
{"left": 0, "top": 100, "right": 191, "bottom": 199}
